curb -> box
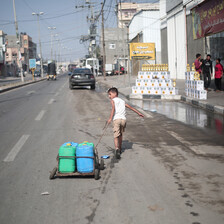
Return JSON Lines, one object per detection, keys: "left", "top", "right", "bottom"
{"left": 181, "top": 96, "right": 224, "bottom": 116}
{"left": 129, "top": 94, "right": 181, "bottom": 100}
{"left": 0, "top": 78, "right": 47, "bottom": 94}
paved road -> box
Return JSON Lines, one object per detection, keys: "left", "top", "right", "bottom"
{"left": 0, "top": 74, "right": 223, "bottom": 224}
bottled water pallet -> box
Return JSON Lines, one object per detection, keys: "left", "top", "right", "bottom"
{"left": 130, "top": 71, "right": 180, "bottom": 99}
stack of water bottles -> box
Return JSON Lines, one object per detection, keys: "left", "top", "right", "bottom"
{"left": 132, "top": 64, "right": 178, "bottom": 96}
{"left": 185, "top": 64, "right": 207, "bottom": 100}
{"left": 58, "top": 141, "right": 94, "bottom": 173}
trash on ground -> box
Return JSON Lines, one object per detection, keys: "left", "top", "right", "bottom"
{"left": 148, "top": 204, "right": 164, "bottom": 211}
{"left": 41, "top": 192, "right": 50, "bottom": 195}
{"left": 101, "top": 155, "right": 110, "bottom": 159}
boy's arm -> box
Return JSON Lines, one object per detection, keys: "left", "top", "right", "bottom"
{"left": 107, "top": 100, "right": 115, "bottom": 124}
{"left": 125, "top": 103, "right": 144, "bottom": 117}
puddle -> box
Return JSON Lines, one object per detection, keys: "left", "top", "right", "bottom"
{"left": 130, "top": 99, "right": 224, "bottom": 135}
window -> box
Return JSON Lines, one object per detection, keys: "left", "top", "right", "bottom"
{"left": 12, "top": 53, "right": 17, "bottom": 57}
{"left": 124, "top": 12, "right": 129, "bottom": 18}
{"left": 109, "top": 43, "right": 116, "bottom": 49}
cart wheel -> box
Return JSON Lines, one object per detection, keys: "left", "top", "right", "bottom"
{"left": 94, "top": 169, "right": 100, "bottom": 180}
{"left": 49, "top": 167, "right": 57, "bottom": 180}
{"left": 100, "top": 158, "right": 104, "bottom": 170}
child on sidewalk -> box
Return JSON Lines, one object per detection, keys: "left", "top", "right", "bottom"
{"left": 107, "top": 87, "right": 144, "bottom": 159}
{"left": 215, "top": 58, "right": 223, "bottom": 92}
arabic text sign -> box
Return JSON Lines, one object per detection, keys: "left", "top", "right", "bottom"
{"left": 29, "top": 59, "right": 36, "bottom": 69}
{"left": 130, "top": 43, "right": 155, "bottom": 60}
{"left": 192, "top": 0, "right": 224, "bottom": 39}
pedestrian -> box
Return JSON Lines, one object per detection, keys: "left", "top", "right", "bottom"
{"left": 194, "top": 53, "right": 202, "bottom": 79}
{"left": 107, "top": 87, "right": 144, "bottom": 159}
{"left": 214, "top": 58, "right": 223, "bottom": 92}
{"left": 202, "top": 54, "right": 213, "bottom": 91}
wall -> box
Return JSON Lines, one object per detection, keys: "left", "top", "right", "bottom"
{"left": 186, "top": 14, "right": 205, "bottom": 65}
{"left": 161, "top": 28, "right": 168, "bottom": 63}
{"left": 208, "top": 31, "right": 224, "bottom": 61}
{"left": 104, "top": 28, "right": 128, "bottom": 66}
{"left": 166, "top": 0, "right": 183, "bottom": 12}
{"left": 129, "top": 10, "right": 161, "bottom": 63}
{"left": 167, "top": 9, "right": 187, "bottom": 79}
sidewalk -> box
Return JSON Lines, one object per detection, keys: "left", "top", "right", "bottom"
{"left": 97, "top": 75, "right": 224, "bottom": 116}
{"left": 0, "top": 74, "right": 46, "bottom": 93}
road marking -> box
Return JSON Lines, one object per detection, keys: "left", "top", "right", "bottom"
{"left": 3, "top": 135, "right": 30, "bottom": 162}
{"left": 35, "top": 110, "right": 46, "bottom": 121}
{"left": 54, "top": 92, "right": 59, "bottom": 96}
{"left": 48, "top": 98, "right": 55, "bottom": 104}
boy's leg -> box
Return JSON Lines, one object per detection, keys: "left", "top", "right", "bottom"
{"left": 118, "top": 134, "right": 123, "bottom": 152}
{"left": 114, "top": 137, "right": 119, "bottom": 150}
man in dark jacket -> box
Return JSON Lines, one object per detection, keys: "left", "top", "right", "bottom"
{"left": 202, "top": 54, "right": 213, "bottom": 90}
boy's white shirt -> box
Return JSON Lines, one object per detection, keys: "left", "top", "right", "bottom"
{"left": 112, "top": 97, "right": 126, "bottom": 121}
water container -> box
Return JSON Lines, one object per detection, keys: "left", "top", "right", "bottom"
{"left": 76, "top": 142, "right": 94, "bottom": 173}
{"left": 58, "top": 142, "right": 78, "bottom": 173}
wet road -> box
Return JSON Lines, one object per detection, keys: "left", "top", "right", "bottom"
{"left": 0, "top": 74, "right": 223, "bottom": 224}
{"left": 130, "top": 99, "right": 224, "bottom": 135}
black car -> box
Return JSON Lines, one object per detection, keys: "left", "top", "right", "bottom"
{"left": 69, "top": 68, "right": 95, "bottom": 90}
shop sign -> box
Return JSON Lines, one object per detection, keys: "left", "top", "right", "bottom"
{"left": 192, "top": 0, "right": 224, "bottom": 39}
{"left": 129, "top": 43, "right": 155, "bottom": 60}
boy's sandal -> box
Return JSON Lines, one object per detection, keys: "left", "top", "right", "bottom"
{"left": 115, "top": 149, "right": 121, "bottom": 159}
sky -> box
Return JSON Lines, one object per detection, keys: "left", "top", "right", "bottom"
{"left": 0, "top": 0, "right": 159, "bottom": 62}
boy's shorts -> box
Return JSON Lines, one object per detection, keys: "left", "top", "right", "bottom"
{"left": 113, "top": 119, "right": 126, "bottom": 138}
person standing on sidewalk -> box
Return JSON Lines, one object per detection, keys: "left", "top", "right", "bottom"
{"left": 215, "top": 58, "right": 223, "bottom": 92}
{"left": 202, "top": 54, "right": 213, "bottom": 91}
{"left": 194, "top": 54, "right": 202, "bottom": 80}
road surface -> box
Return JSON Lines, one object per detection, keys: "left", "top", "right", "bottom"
{"left": 0, "top": 74, "right": 223, "bottom": 224}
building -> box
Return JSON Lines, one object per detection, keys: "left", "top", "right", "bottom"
{"left": 160, "top": 0, "right": 224, "bottom": 79}
{"left": 117, "top": 2, "right": 159, "bottom": 28}
{"left": 0, "top": 30, "right": 6, "bottom": 76}
{"left": 128, "top": 9, "right": 161, "bottom": 75}
{"left": 103, "top": 27, "right": 128, "bottom": 68}
{"left": 5, "top": 33, "right": 36, "bottom": 74}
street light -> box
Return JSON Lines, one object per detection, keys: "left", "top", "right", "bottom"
{"left": 32, "top": 12, "right": 44, "bottom": 78}
{"left": 48, "top": 27, "right": 56, "bottom": 61}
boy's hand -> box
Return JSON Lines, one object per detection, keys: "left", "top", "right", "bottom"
{"left": 107, "top": 118, "right": 112, "bottom": 125}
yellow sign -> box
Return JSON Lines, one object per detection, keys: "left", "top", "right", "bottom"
{"left": 129, "top": 43, "right": 155, "bottom": 60}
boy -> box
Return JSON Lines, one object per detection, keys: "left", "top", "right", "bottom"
{"left": 194, "top": 53, "right": 202, "bottom": 80}
{"left": 107, "top": 87, "right": 144, "bottom": 159}
{"left": 202, "top": 54, "right": 213, "bottom": 90}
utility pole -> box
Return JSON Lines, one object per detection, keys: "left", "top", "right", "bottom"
{"left": 120, "top": 0, "right": 126, "bottom": 72}
{"left": 48, "top": 27, "right": 56, "bottom": 61}
{"left": 32, "top": 12, "right": 44, "bottom": 78}
{"left": 12, "top": 0, "right": 24, "bottom": 82}
{"left": 101, "top": 2, "right": 106, "bottom": 80}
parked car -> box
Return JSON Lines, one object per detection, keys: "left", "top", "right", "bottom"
{"left": 69, "top": 68, "right": 95, "bottom": 90}
{"left": 34, "top": 70, "right": 41, "bottom": 77}
{"left": 16, "top": 69, "right": 25, "bottom": 77}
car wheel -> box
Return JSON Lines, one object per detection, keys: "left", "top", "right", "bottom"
{"left": 91, "top": 85, "right": 95, "bottom": 90}
{"left": 69, "top": 83, "right": 73, "bottom": 89}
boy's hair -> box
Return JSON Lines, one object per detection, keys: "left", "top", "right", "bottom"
{"left": 207, "top": 54, "right": 211, "bottom": 58}
{"left": 196, "top": 53, "right": 201, "bottom": 58}
{"left": 217, "top": 58, "right": 221, "bottom": 63}
{"left": 108, "top": 87, "right": 118, "bottom": 96}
